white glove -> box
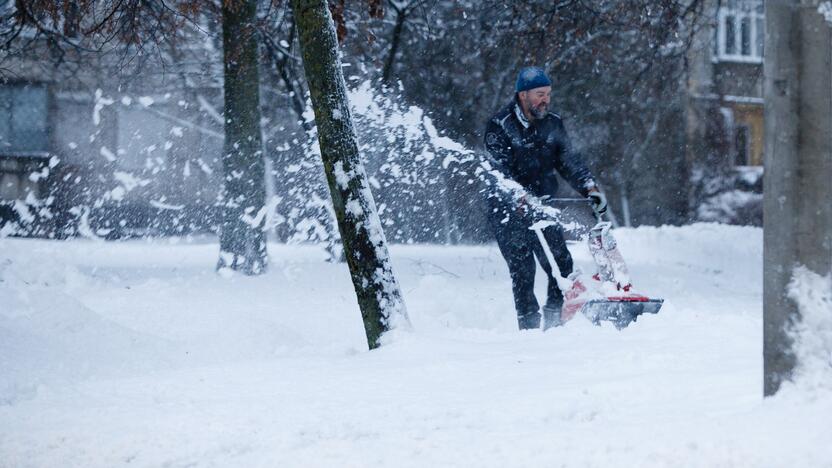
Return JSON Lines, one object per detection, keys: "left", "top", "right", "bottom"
{"left": 588, "top": 190, "right": 607, "bottom": 215}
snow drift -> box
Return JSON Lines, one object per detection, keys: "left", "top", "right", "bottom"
{"left": 1, "top": 224, "right": 830, "bottom": 467}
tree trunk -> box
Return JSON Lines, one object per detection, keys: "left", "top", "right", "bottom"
{"left": 763, "top": 0, "right": 832, "bottom": 396}
{"left": 217, "top": 0, "right": 268, "bottom": 275}
{"left": 291, "top": 0, "right": 410, "bottom": 349}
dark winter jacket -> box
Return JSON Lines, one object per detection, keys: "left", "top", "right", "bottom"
{"left": 483, "top": 99, "right": 595, "bottom": 204}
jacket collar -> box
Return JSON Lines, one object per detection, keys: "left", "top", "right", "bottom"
{"left": 513, "top": 102, "right": 531, "bottom": 129}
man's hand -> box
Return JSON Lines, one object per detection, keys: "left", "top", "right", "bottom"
{"left": 587, "top": 188, "right": 607, "bottom": 216}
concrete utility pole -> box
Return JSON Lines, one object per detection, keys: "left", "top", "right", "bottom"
{"left": 763, "top": 0, "right": 832, "bottom": 396}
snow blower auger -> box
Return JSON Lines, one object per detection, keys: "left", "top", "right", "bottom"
{"left": 530, "top": 207, "right": 663, "bottom": 330}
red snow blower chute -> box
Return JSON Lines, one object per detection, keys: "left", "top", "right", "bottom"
{"left": 531, "top": 206, "right": 663, "bottom": 330}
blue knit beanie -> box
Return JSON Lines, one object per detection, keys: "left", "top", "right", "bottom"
{"left": 515, "top": 66, "right": 551, "bottom": 93}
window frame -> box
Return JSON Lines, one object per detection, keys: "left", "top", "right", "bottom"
{"left": 716, "top": 6, "right": 764, "bottom": 63}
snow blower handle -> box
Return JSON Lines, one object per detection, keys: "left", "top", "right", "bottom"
{"left": 592, "top": 203, "right": 607, "bottom": 223}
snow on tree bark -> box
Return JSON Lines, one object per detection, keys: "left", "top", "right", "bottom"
{"left": 291, "top": 0, "right": 410, "bottom": 349}
{"left": 217, "top": 0, "right": 268, "bottom": 275}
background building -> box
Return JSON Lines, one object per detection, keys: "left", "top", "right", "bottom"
{"left": 1, "top": 0, "right": 766, "bottom": 240}
{"left": 685, "top": 0, "right": 765, "bottom": 225}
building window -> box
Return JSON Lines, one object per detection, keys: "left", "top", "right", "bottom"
{"left": 0, "top": 84, "right": 49, "bottom": 154}
{"left": 716, "top": 2, "right": 764, "bottom": 63}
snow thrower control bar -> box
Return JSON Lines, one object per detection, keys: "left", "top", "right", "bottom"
{"left": 546, "top": 197, "right": 607, "bottom": 220}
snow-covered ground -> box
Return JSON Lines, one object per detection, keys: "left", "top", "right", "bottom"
{"left": 1, "top": 224, "right": 830, "bottom": 467}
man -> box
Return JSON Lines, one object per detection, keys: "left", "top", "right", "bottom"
{"left": 484, "top": 66, "right": 607, "bottom": 330}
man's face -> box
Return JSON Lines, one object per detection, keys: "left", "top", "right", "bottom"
{"left": 519, "top": 86, "right": 551, "bottom": 120}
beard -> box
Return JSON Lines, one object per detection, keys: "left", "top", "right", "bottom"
{"left": 529, "top": 103, "right": 548, "bottom": 120}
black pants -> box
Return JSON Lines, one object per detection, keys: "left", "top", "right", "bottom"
{"left": 492, "top": 213, "right": 574, "bottom": 329}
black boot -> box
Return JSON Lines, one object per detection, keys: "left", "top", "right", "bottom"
{"left": 542, "top": 302, "right": 564, "bottom": 330}
{"left": 518, "top": 310, "right": 541, "bottom": 330}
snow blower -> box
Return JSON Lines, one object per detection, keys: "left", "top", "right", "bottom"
{"left": 530, "top": 206, "right": 663, "bottom": 330}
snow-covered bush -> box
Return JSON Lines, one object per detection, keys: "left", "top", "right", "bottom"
{"left": 694, "top": 166, "right": 763, "bottom": 226}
